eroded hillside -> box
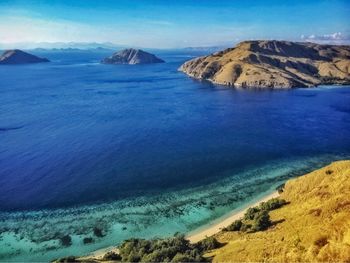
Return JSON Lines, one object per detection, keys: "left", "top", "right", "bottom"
{"left": 179, "top": 41, "right": 350, "bottom": 88}
{"left": 209, "top": 160, "right": 350, "bottom": 262}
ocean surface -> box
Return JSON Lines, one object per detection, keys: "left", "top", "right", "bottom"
{"left": 0, "top": 50, "right": 350, "bottom": 261}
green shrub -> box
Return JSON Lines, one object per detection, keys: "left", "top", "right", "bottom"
{"left": 125, "top": 251, "right": 141, "bottom": 262}
{"left": 197, "top": 236, "right": 221, "bottom": 251}
{"left": 223, "top": 220, "right": 242, "bottom": 231}
{"left": 251, "top": 210, "right": 271, "bottom": 232}
{"left": 224, "top": 198, "right": 286, "bottom": 233}
{"left": 171, "top": 253, "right": 199, "bottom": 262}
{"left": 118, "top": 235, "right": 215, "bottom": 262}
{"left": 244, "top": 207, "right": 260, "bottom": 220}
{"left": 141, "top": 250, "right": 169, "bottom": 262}
{"left": 276, "top": 184, "right": 285, "bottom": 194}
{"left": 240, "top": 223, "right": 252, "bottom": 232}
{"left": 259, "top": 198, "right": 287, "bottom": 211}
{"left": 102, "top": 251, "right": 121, "bottom": 261}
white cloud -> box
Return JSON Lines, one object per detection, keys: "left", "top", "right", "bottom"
{"left": 301, "top": 32, "right": 350, "bottom": 44}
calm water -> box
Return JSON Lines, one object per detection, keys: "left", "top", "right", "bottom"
{"left": 0, "top": 50, "right": 350, "bottom": 260}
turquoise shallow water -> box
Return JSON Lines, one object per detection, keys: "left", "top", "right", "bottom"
{"left": 0, "top": 50, "right": 350, "bottom": 261}
{"left": 1, "top": 154, "right": 349, "bottom": 261}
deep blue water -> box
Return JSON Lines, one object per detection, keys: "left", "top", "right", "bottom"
{"left": 1, "top": 51, "right": 350, "bottom": 211}
{"left": 0, "top": 50, "right": 350, "bottom": 260}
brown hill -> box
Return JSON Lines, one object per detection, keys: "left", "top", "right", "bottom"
{"left": 101, "top": 48, "right": 164, "bottom": 64}
{"left": 53, "top": 161, "right": 350, "bottom": 262}
{"left": 208, "top": 160, "right": 350, "bottom": 262}
{"left": 0, "top": 49, "right": 49, "bottom": 64}
{"left": 179, "top": 40, "right": 350, "bottom": 88}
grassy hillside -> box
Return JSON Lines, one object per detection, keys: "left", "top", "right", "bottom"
{"left": 209, "top": 160, "right": 350, "bottom": 262}
{"left": 55, "top": 160, "right": 350, "bottom": 262}
{"left": 179, "top": 41, "right": 350, "bottom": 88}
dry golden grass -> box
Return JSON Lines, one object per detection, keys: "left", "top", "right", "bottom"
{"left": 179, "top": 40, "right": 350, "bottom": 88}
{"left": 208, "top": 160, "right": 350, "bottom": 262}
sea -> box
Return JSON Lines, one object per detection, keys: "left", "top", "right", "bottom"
{"left": 0, "top": 49, "right": 350, "bottom": 261}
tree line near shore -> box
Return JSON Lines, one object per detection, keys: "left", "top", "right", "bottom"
{"left": 222, "top": 197, "right": 288, "bottom": 232}
{"left": 55, "top": 198, "right": 287, "bottom": 262}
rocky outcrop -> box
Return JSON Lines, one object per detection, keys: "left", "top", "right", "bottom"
{"left": 0, "top": 49, "right": 49, "bottom": 64}
{"left": 101, "top": 48, "right": 164, "bottom": 64}
{"left": 179, "top": 40, "right": 350, "bottom": 88}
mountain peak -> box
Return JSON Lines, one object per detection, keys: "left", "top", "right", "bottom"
{"left": 179, "top": 40, "right": 350, "bottom": 88}
{"left": 0, "top": 49, "right": 50, "bottom": 65}
{"left": 101, "top": 48, "right": 165, "bottom": 65}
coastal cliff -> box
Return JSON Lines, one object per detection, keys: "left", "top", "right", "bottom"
{"left": 101, "top": 48, "right": 164, "bottom": 64}
{"left": 0, "top": 49, "right": 49, "bottom": 64}
{"left": 179, "top": 40, "right": 350, "bottom": 88}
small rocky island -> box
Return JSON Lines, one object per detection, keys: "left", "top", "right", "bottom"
{"left": 0, "top": 49, "right": 49, "bottom": 64}
{"left": 101, "top": 48, "right": 165, "bottom": 64}
{"left": 179, "top": 40, "right": 350, "bottom": 88}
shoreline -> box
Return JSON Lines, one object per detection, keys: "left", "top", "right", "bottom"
{"left": 81, "top": 190, "right": 280, "bottom": 260}
{"left": 187, "top": 191, "right": 279, "bottom": 243}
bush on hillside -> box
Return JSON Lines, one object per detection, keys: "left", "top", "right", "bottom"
{"left": 197, "top": 236, "right": 221, "bottom": 251}
{"left": 259, "top": 198, "right": 288, "bottom": 211}
{"left": 251, "top": 210, "right": 271, "bottom": 232}
{"left": 171, "top": 253, "right": 199, "bottom": 262}
{"left": 276, "top": 183, "right": 285, "bottom": 193}
{"left": 102, "top": 251, "right": 122, "bottom": 261}
{"left": 223, "top": 220, "right": 242, "bottom": 232}
{"left": 244, "top": 207, "right": 260, "bottom": 220}
{"left": 117, "top": 234, "right": 217, "bottom": 262}
{"left": 225, "top": 198, "right": 287, "bottom": 233}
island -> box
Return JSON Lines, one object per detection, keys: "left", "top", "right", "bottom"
{"left": 101, "top": 48, "right": 165, "bottom": 65}
{"left": 179, "top": 40, "right": 350, "bottom": 88}
{"left": 54, "top": 160, "right": 350, "bottom": 262}
{"left": 0, "top": 49, "right": 50, "bottom": 64}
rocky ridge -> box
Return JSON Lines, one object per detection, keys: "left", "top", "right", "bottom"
{"left": 101, "top": 48, "right": 164, "bottom": 64}
{"left": 179, "top": 40, "right": 350, "bottom": 88}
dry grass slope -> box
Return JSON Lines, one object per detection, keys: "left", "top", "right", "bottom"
{"left": 179, "top": 41, "right": 350, "bottom": 88}
{"left": 209, "top": 160, "right": 350, "bottom": 262}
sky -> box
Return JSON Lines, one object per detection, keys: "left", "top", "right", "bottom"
{"left": 0, "top": 0, "right": 349, "bottom": 48}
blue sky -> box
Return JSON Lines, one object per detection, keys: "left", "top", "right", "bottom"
{"left": 0, "top": 0, "right": 349, "bottom": 48}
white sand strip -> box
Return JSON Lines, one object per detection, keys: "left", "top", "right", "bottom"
{"left": 187, "top": 191, "right": 280, "bottom": 243}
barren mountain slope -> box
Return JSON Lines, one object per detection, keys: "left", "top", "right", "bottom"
{"left": 209, "top": 160, "right": 350, "bottom": 262}
{"left": 179, "top": 41, "right": 350, "bottom": 88}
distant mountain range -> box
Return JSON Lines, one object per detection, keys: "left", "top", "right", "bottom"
{"left": 0, "top": 42, "right": 122, "bottom": 50}
{"left": 31, "top": 47, "right": 115, "bottom": 52}
{"left": 0, "top": 42, "right": 229, "bottom": 53}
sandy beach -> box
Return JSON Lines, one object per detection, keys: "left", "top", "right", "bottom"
{"left": 187, "top": 191, "right": 280, "bottom": 243}
{"left": 81, "top": 190, "right": 280, "bottom": 260}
